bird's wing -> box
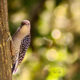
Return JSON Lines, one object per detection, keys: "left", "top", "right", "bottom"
{"left": 18, "top": 35, "right": 31, "bottom": 64}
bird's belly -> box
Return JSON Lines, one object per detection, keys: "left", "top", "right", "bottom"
{"left": 13, "top": 38, "right": 21, "bottom": 53}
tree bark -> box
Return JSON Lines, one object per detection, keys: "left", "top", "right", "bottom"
{"left": 0, "top": 0, "right": 12, "bottom": 80}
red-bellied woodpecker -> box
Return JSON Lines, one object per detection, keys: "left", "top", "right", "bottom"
{"left": 12, "top": 20, "right": 31, "bottom": 74}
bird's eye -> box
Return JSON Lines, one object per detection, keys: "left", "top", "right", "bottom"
{"left": 21, "top": 20, "right": 30, "bottom": 26}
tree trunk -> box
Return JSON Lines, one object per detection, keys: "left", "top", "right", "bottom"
{"left": 0, "top": 0, "right": 12, "bottom": 80}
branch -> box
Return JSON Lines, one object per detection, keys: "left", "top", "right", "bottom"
{"left": 0, "top": 0, "right": 12, "bottom": 80}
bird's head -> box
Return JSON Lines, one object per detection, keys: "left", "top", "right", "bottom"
{"left": 20, "top": 20, "right": 31, "bottom": 35}
{"left": 21, "top": 20, "right": 30, "bottom": 26}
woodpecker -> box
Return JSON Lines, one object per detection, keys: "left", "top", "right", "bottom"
{"left": 12, "top": 20, "right": 31, "bottom": 74}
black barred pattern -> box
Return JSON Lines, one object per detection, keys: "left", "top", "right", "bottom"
{"left": 18, "top": 35, "right": 31, "bottom": 64}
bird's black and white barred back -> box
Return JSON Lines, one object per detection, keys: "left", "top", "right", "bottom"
{"left": 19, "top": 35, "right": 31, "bottom": 64}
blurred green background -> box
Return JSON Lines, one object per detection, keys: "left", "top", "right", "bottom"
{"left": 8, "top": 0, "right": 80, "bottom": 80}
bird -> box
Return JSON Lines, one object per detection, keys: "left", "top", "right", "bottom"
{"left": 11, "top": 20, "right": 31, "bottom": 74}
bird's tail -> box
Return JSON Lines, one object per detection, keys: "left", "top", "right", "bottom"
{"left": 12, "top": 58, "right": 19, "bottom": 74}
{"left": 12, "top": 63, "right": 16, "bottom": 73}
{"left": 12, "top": 62, "right": 18, "bottom": 74}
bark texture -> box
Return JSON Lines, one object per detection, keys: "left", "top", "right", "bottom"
{"left": 0, "top": 0, "right": 12, "bottom": 80}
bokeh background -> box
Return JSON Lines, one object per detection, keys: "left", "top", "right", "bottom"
{"left": 8, "top": 0, "right": 80, "bottom": 80}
